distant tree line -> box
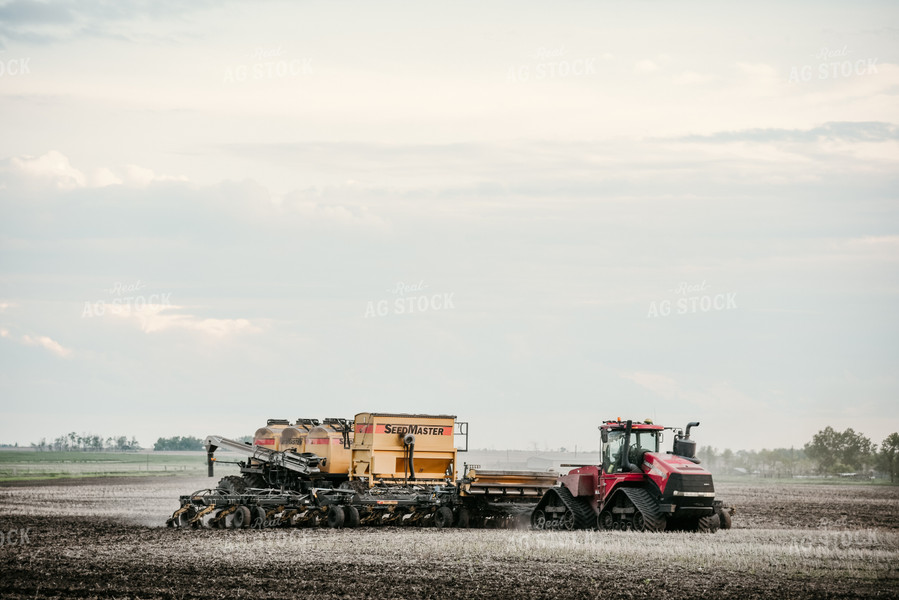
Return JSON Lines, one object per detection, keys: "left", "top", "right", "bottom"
{"left": 26, "top": 433, "right": 254, "bottom": 452}
{"left": 153, "top": 435, "right": 252, "bottom": 450}
{"left": 31, "top": 432, "right": 141, "bottom": 452}
{"left": 698, "top": 427, "right": 899, "bottom": 482}
{"left": 153, "top": 436, "right": 204, "bottom": 451}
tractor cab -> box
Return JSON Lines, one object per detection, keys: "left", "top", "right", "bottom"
{"left": 599, "top": 419, "right": 663, "bottom": 474}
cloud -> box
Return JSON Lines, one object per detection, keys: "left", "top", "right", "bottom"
{"left": 20, "top": 333, "right": 72, "bottom": 357}
{"left": 105, "top": 303, "right": 265, "bottom": 338}
{"left": 0, "top": 0, "right": 76, "bottom": 25}
{"left": 0, "top": 0, "right": 229, "bottom": 45}
{"left": 837, "top": 235, "right": 899, "bottom": 264}
{"left": 10, "top": 150, "right": 85, "bottom": 189}
{"left": 673, "top": 71, "right": 714, "bottom": 85}
{"left": 673, "top": 121, "right": 899, "bottom": 144}
{"left": 621, "top": 371, "right": 764, "bottom": 413}
{"left": 214, "top": 124, "right": 898, "bottom": 200}
{"left": 279, "top": 189, "right": 391, "bottom": 231}
{"left": 621, "top": 371, "right": 680, "bottom": 398}
{"left": 2, "top": 150, "right": 187, "bottom": 190}
{"left": 635, "top": 59, "right": 659, "bottom": 73}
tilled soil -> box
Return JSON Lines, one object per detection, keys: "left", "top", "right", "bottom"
{"left": 0, "top": 478, "right": 897, "bottom": 599}
{"left": 720, "top": 480, "right": 899, "bottom": 530}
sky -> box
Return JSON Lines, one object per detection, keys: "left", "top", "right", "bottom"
{"left": 0, "top": 0, "right": 897, "bottom": 454}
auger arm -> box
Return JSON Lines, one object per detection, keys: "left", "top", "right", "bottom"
{"left": 204, "top": 435, "right": 323, "bottom": 478}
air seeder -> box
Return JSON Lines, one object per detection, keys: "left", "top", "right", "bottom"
{"left": 167, "top": 412, "right": 557, "bottom": 529}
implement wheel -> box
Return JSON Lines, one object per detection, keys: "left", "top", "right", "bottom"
{"left": 242, "top": 473, "right": 267, "bottom": 489}
{"left": 717, "top": 507, "right": 732, "bottom": 530}
{"left": 218, "top": 475, "right": 248, "bottom": 495}
{"left": 211, "top": 510, "right": 228, "bottom": 529}
{"left": 344, "top": 505, "right": 360, "bottom": 528}
{"left": 176, "top": 508, "right": 197, "bottom": 529}
{"left": 456, "top": 507, "right": 470, "bottom": 528}
{"left": 251, "top": 507, "right": 267, "bottom": 528}
{"left": 434, "top": 507, "right": 454, "bottom": 529}
{"left": 327, "top": 506, "right": 345, "bottom": 529}
{"left": 231, "top": 506, "right": 252, "bottom": 529}
{"left": 698, "top": 514, "right": 719, "bottom": 533}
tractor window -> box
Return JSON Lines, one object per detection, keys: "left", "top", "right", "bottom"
{"left": 631, "top": 431, "right": 659, "bottom": 453}
{"left": 603, "top": 430, "right": 660, "bottom": 473}
{"left": 603, "top": 431, "right": 625, "bottom": 472}
{"left": 628, "top": 431, "right": 660, "bottom": 465}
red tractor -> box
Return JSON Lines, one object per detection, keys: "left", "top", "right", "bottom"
{"left": 531, "top": 419, "right": 733, "bottom": 532}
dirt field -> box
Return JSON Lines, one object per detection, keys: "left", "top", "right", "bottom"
{"left": 1, "top": 478, "right": 897, "bottom": 599}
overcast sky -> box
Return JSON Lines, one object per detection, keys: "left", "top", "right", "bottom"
{"left": 1, "top": 1, "right": 897, "bottom": 454}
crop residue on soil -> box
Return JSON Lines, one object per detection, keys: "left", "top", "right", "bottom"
{"left": 1, "top": 479, "right": 898, "bottom": 599}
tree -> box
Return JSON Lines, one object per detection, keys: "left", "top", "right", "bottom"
{"left": 840, "top": 428, "right": 874, "bottom": 472}
{"left": 877, "top": 433, "right": 899, "bottom": 483}
{"left": 698, "top": 446, "right": 718, "bottom": 471}
{"left": 721, "top": 448, "right": 734, "bottom": 472}
{"left": 805, "top": 427, "right": 840, "bottom": 474}
{"left": 805, "top": 426, "right": 874, "bottom": 475}
{"left": 154, "top": 436, "right": 204, "bottom": 451}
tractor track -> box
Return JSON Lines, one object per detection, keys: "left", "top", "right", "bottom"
{"left": 621, "top": 487, "right": 667, "bottom": 532}
{"left": 555, "top": 486, "right": 596, "bottom": 529}
{"left": 534, "top": 486, "right": 595, "bottom": 530}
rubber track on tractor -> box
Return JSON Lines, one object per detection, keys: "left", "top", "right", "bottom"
{"left": 544, "top": 486, "right": 595, "bottom": 530}
{"left": 621, "top": 487, "right": 667, "bottom": 532}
